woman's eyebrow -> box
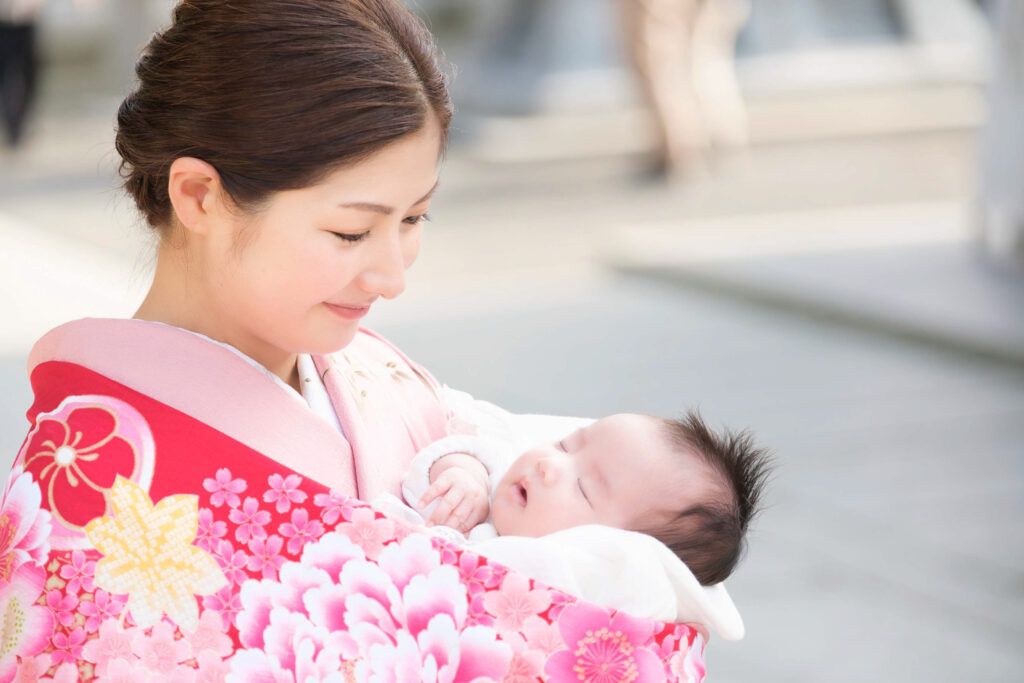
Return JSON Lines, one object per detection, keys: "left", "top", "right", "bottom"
{"left": 338, "top": 179, "right": 440, "bottom": 215}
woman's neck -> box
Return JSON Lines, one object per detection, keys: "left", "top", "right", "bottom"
{"left": 134, "top": 245, "right": 302, "bottom": 393}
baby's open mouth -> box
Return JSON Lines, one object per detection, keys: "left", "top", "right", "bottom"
{"left": 515, "top": 482, "right": 528, "bottom": 506}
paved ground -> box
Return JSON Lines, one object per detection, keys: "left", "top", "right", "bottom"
{"left": 2, "top": 67, "right": 1022, "bottom": 681}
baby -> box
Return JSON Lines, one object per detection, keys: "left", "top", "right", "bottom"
{"left": 403, "top": 410, "right": 772, "bottom": 586}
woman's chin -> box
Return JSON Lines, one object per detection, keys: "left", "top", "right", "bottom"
{"left": 304, "top": 325, "right": 361, "bottom": 355}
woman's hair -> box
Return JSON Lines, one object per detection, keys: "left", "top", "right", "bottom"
{"left": 115, "top": 0, "right": 453, "bottom": 230}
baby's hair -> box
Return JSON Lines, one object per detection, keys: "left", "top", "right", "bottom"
{"left": 647, "top": 411, "right": 773, "bottom": 585}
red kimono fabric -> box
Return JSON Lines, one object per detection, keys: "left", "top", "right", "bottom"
{"left": 0, "top": 320, "right": 705, "bottom": 682}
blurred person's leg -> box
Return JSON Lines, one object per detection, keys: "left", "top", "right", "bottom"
{"left": 619, "top": 0, "right": 711, "bottom": 180}
{"left": 977, "top": 0, "right": 1024, "bottom": 263}
{"left": 0, "top": 20, "right": 37, "bottom": 147}
{"left": 691, "top": 0, "right": 750, "bottom": 148}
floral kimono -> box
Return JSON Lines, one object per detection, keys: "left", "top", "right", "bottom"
{"left": 0, "top": 318, "right": 706, "bottom": 682}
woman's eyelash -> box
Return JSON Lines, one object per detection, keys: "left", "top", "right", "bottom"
{"left": 331, "top": 231, "right": 368, "bottom": 243}
{"left": 333, "top": 215, "right": 429, "bottom": 240}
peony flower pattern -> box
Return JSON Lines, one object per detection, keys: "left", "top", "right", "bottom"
{"left": 0, "top": 466, "right": 51, "bottom": 585}
{"left": 15, "top": 395, "right": 155, "bottom": 547}
{"left": 84, "top": 476, "right": 227, "bottom": 631}
{"left": 233, "top": 532, "right": 513, "bottom": 682}
{"left": 0, "top": 564, "right": 54, "bottom": 681}
{"left": 0, "top": 459, "right": 704, "bottom": 678}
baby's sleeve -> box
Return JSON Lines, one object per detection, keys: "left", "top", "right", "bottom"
{"left": 441, "top": 385, "right": 594, "bottom": 448}
{"left": 400, "top": 434, "right": 514, "bottom": 518}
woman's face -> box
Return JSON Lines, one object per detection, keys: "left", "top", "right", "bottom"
{"left": 196, "top": 116, "right": 442, "bottom": 362}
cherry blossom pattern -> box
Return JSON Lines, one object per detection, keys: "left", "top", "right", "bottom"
{"left": 334, "top": 506, "right": 393, "bottom": 559}
{"left": 203, "top": 469, "right": 246, "bottom": 508}
{"left": 211, "top": 539, "right": 249, "bottom": 587}
{"left": 442, "top": 544, "right": 505, "bottom": 627}
{"left": 227, "top": 497, "right": 270, "bottom": 544}
{"left": 43, "top": 663, "right": 78, "bottom": 683}
{"left": 545, "top": 602, "right": 665, "bottom": 683}
{"left": 14, "top": 653, "right": 77, "bottom": 683}
{"left": 80, "top": 614, "right": 233, "bottom": 682}
{"left": 0, "top": 467, "right": 51, "bottom": 585}
{"left": 312, "top": 489, "right": 354, "bottom": 526}
{"left": 81, "top": 619, "right": 135, "bottom": 678}
{"left": 44, "top": 589, "right": 78, "bottom": 628}
{"left": 184, "top": 608, "right": 234, "bottom": 659}
{"left": 500, "top": 631, "right": 547, "bottom": 683}
{"left": 79, "top": 589, "right": 127, "bottom": 634}
{"left": 202, "top": 585, "right": 243, "bottom": 631}
{"left": 245, "top": 534, "right": 286, "bottom": 580}
{"left": 50, "top": 627, "right": 86, "bottom": 666}
{"left": 12, "top": 656, "right": 78, "bottom": 683}
{"left": 15, "top": 395, "right": 155, "bottom": 548}
{"left": 278, "top": 507, "right": 324, "bottom": 555}
{"left": 194, "top": 507, "right": 229, "bottom": 555}
{"left": 263, "top": 473, "right": 306, "bottom": 514}
{"left": 131, "top": 621, "right": 193, "bottom": 675}
{"left": 482, "top": 571, "right": 552, "bottom": 635}
{"left": 521, "top": 615, "right": 565, "bottom": 659}
{"left": 546, "top": 589, "right": 577, "bottom": 622}
{"left": 231, "top": 531, "right": 512, "bottom": 681}
{"left": 57, "top": 549, "right": 96, "bottom": 594}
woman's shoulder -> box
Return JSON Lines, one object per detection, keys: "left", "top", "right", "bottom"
{"left": 28, "top": 317, "right": 240, "bottom": 375}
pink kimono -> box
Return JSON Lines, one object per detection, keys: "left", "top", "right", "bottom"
{"left": 0, "top": 318, "right": 706, "bottom": 682}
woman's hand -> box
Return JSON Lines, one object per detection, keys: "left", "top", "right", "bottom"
{"left": 420, "top": 453, "right": 490, "bottom": 533}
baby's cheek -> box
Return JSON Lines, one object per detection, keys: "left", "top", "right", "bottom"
{"left": 490, "top": 499, "right": 511, "bottom": 535}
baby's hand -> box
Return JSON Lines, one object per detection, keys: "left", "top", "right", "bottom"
{"left": 420, "top": 455, "right": 490, "bottom": 533}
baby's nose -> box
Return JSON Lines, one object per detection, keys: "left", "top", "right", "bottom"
{"left": 536, "top": 457, "right": 560, "bottom": 485}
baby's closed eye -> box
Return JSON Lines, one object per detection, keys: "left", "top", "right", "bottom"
{"left": 577, "top": 478, "right": 592, "bottom": 507}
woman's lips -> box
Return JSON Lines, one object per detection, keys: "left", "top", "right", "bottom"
{"left": 325, "top": 302, "right": 371, "bottom": 320}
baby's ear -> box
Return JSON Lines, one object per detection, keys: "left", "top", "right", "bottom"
{"left": 167, "top": 157, "right": 223, "bottom": 236}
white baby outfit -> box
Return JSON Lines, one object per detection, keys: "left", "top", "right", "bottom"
{"left": 385, "top": 408, "right": 745, "bottom": 641}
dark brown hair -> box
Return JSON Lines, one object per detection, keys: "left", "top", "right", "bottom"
{"left": 644, "top": 411, "right": 773, "bottom": 585}
{"left": 115, "top": 0, "right": 453, "bottom": 230}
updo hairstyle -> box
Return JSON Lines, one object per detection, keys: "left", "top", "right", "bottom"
{"left": 115, "top": 0, "right": 453, "bottom": 230}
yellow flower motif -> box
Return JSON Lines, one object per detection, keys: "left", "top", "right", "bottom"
{"left": 84, "top": 476, "right": 227, "bottom": 631}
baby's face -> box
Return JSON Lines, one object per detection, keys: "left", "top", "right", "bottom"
{"left": 491, "top": 413, "right": 716, "bottom": 537}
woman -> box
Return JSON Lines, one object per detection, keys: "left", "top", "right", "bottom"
{"left": 0, "top": 2, "right": 705, "bottom": 680}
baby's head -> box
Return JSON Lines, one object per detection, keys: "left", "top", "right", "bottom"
{"left": 490, "top": 412, "right": 771, "bottom": 585}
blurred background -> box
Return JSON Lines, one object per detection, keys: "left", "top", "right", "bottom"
{"left": 1, "top": 0, "right": 1022, "bottom": 680}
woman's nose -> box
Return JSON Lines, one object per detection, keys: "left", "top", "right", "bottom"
{"left": 359, "top": 233, "right": 408, "bottom": 299}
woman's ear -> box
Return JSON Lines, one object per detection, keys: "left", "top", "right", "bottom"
{"left": 167, "top": 157, "right": 222, "bottom": 236}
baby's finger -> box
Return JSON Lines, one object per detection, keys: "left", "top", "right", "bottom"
{"left": 427, "top": 491, "right": 456, "bottom": 526}
{"left": 419, "top": 479, "right": 451, "bottom": 509}
{"left": 449, "top": 499, "right": 479, "bottom": 533}
{"left": 430, "top": 489, "right": 464, "bottom": 527}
